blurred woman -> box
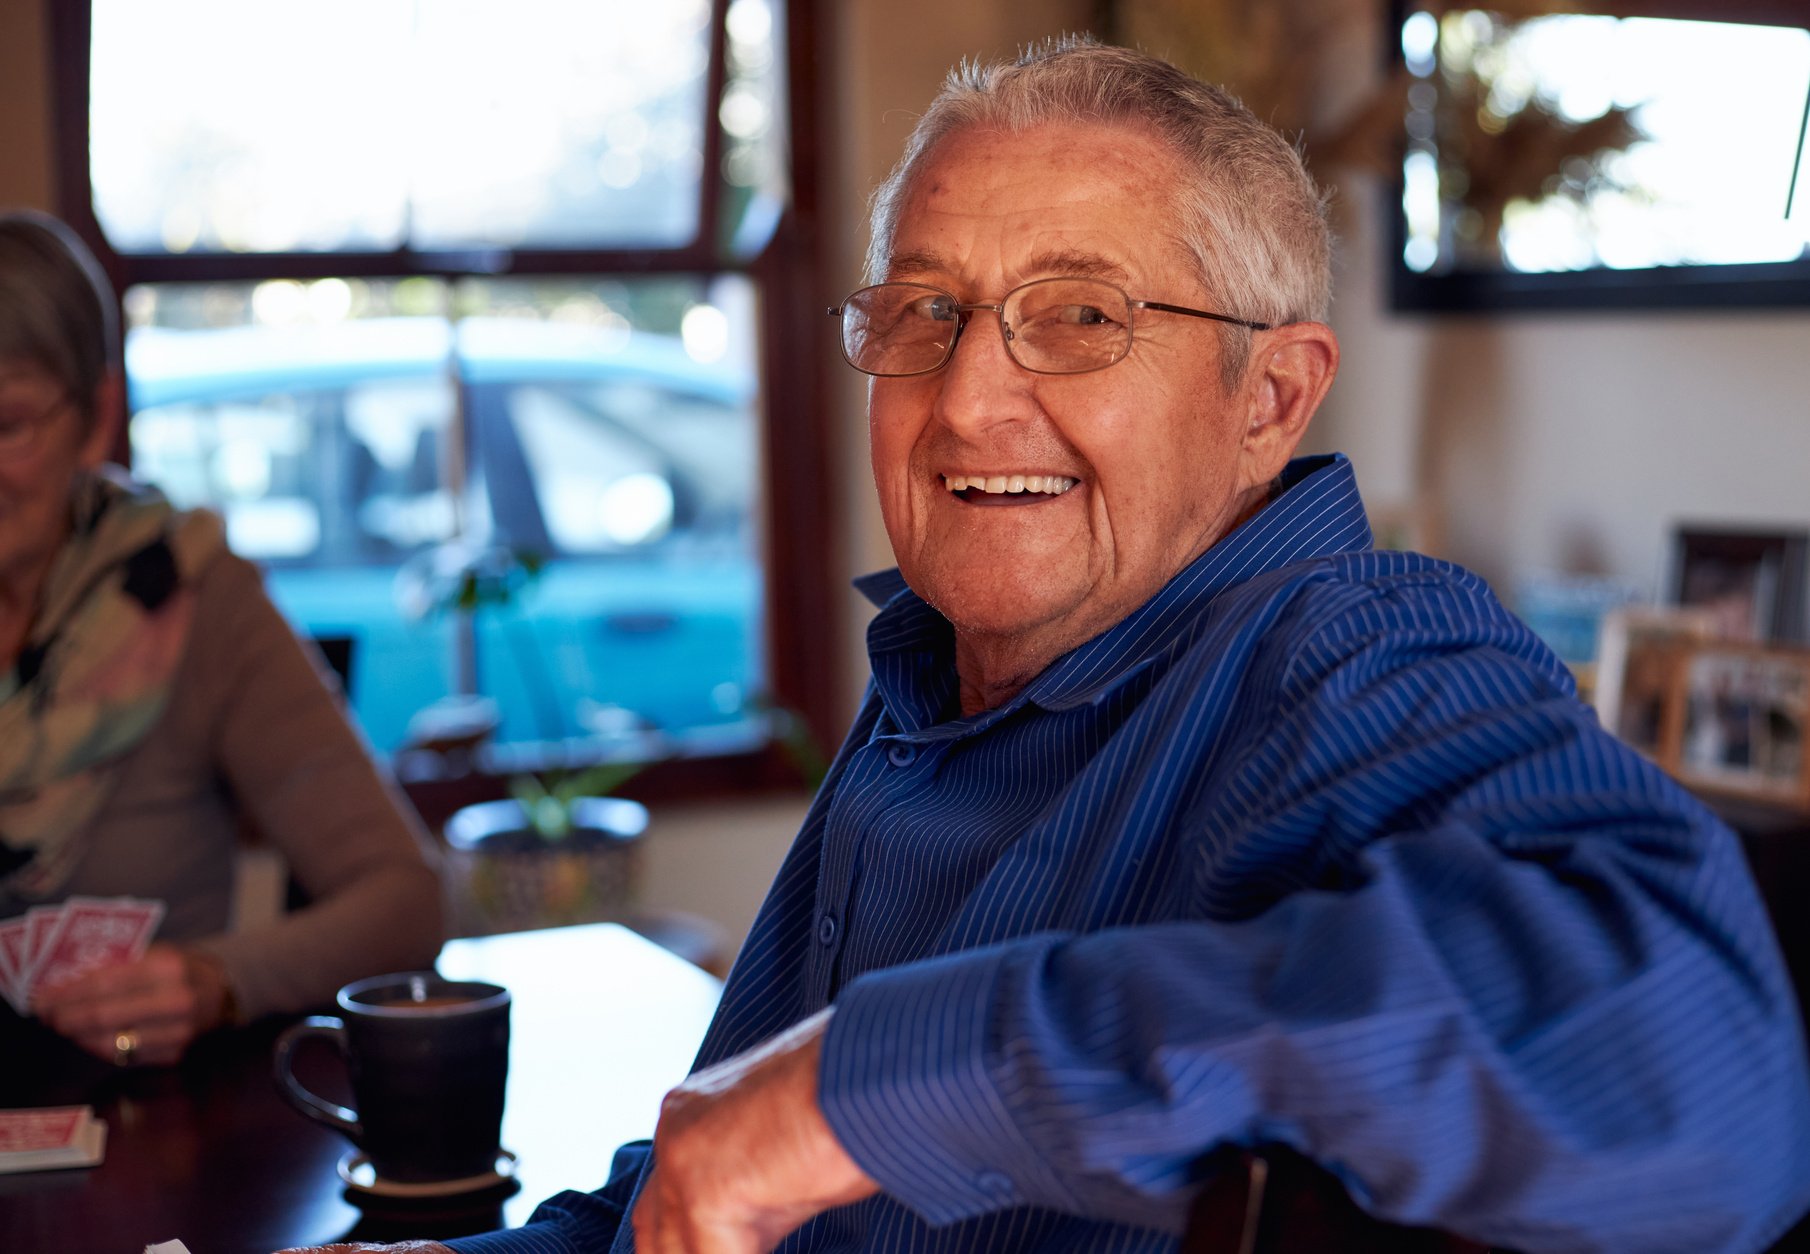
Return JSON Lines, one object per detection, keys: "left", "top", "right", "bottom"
{"left": 0, "top": 210, "right": 442, "bottom": 1067}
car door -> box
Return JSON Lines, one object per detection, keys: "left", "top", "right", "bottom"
{"left": 464, "top": 362, "right": 763, "bottom": 747}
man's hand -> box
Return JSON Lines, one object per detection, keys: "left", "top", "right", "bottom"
{"left": 269, "top": 1237, "right": 450, "bottom": 1244}
{"left": 634, "top": 1007, "right": 879, "bottom": 1253}
{"left": 32, "top": 942, "right": 230, "bottom": 1066}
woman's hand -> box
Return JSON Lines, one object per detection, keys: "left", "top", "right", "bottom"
{"left": 32, "top": 942, "right": 232, "bottom": 1067}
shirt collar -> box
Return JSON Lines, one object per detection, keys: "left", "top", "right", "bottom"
{"left": 855, "top": 453, "right": 1372, "bottom": 731}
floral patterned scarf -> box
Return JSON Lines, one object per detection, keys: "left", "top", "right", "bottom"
{"left": 0, "top": 468, "right": 224, "bottom": 899}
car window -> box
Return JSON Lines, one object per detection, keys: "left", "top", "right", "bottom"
{"left": 572, "top": 378, "right": 758, "bottom": 540}
{"left": 503, "top": 384, "right": 677, "bottom": 553}
{"left": 132, "top": 391, "right": 324, "bottom": 562}
{"left": 123, "top": 295, "right": 767, "bottom": 756}
{"left": 131, "top": 374, "right": 458, "bottom": 566}
{"left": 344, "top": 377, "right": 459, "bottom": 556}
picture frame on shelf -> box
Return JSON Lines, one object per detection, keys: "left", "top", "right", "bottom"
{"left": 1672, "top": 642, "right": 1810, "bottom": 813}
{"left": 1592, "top": 605, "right": 1717, "bottom": 767}
{"left": 1668, "top": 526, "right": 1809, "bottom": 644}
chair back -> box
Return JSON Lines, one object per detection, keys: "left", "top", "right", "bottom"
{"left": 1179, "top": 1147, "right": 1498, "bottom": 1254}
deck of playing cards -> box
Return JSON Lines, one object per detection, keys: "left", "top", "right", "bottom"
{"left": 0, "top": 896, "right": 164, "bottom": 1015}
{"left": 0, "top": 1106, "right": 106, "bottom": 1173}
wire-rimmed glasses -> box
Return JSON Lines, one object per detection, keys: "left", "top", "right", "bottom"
{"left": 827, "top": 277, "right": 1272, "bottom": 378}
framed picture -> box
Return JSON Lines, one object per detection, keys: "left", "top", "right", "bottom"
{"left": 1593, "top": 605, "right": 1717, "bottom": 765}
{"left": 1668, "top": 527, "right": 1809, "bottom": 644}
{"left": 1673, "top": 643, "right": 1810, "bottom": 812}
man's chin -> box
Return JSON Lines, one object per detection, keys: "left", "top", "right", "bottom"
{"left": 921, "top": 584, "right": 1095, "bottom": 653}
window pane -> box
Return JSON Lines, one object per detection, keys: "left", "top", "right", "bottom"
{"left": 123, "top": 275, "right": 765, "bottom": 755}
{"left": 455, "top": 275, "right": 765, "bottom": 747}
{"left": 720, "top": 0, "right": 789, "bottom": 253}
{"left": 410, "top": 0, "right": 711, "bottom": 249}
{"left": 126, "top": 280, "right": 462, "bottom": 751}
{"left": 1400, "top": 11, "right": 1810, "bottom": 274}
{"left": 91, "top": 0, "right": 716, "bottom": 253}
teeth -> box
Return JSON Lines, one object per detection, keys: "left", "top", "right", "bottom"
{"left": 943, "top": 474, "right": 1077, "bottom": 496}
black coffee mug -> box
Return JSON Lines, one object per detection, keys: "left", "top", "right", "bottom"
{"left": 274, "top": 972, "right": 511, "bottom": 1184}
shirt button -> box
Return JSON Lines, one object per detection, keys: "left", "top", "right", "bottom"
{"left": 975, "top": 1170, "right": 1014, "bottom": 1201}
{"left": 886, "top": 743, "right": 917, "bottom": 767}
{"left": 817, "top": 913, "right": 838, "bottom": 946}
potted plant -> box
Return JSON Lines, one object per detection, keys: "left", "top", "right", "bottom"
{"left": 441, "top": 759, "right": 650, "bottom": 936}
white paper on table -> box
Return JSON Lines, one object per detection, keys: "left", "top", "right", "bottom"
{"left": 144, "top": 1241, "right": 192, "bottom": 1254}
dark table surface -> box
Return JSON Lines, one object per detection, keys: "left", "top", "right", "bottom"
{"left": 0, "top": 922, "right": 722, "bottom": 1254}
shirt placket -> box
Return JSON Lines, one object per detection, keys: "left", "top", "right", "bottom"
{"left": 811, "top": 720, "right": 945, "bottom": 1002}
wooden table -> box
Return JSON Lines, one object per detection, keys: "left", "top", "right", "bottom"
{"left": 0, "top": 922, "right": 722, "bottom": 1253}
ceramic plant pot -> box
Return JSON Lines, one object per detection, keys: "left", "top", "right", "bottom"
{"left": 441, "top": 796, "right": 648, "bottom": 936}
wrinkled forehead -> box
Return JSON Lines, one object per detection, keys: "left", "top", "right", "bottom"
{"left": 878, "top": 120, "right": 1202, "bottom": 288}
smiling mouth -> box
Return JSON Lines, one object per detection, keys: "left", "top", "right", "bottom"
{"left": 943, "top": 473, "right": 1078, "bottom": 505}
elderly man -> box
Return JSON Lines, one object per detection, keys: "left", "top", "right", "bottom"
{"left": 296, "top": 36, "right": 1810, "bottom": 1254}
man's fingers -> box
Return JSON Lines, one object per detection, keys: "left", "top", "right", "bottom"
{"left": 273, "top": 1244, "right": 452, "bottom": 1253}
{"left": 631, "top": 1009, "right": 876, "bottom": 1252}
{"left": 680, "top": 1214, "right": 761, "bottom": 1254}
{"left": 634, "top": 1172, "right": 762, "bottom": 1254}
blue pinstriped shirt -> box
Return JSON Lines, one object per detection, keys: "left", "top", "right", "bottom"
{"left": 452, "top": 454, "right": 1810, "bottom": 1254}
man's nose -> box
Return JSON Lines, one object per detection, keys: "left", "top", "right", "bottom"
{"left": 931, "top": 310, "right": 1035, "bottom": 434}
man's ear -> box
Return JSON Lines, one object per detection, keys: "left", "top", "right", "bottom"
{"left": 80, "top": 371, "right": 126, "bottom": 468}
{"left": 1237, "top": 321, "right": 1339, "bottom": 488}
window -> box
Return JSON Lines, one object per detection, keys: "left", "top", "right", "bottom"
{"left": 1389, "top": 1, "right": 1810, "bottom": 311}
{"left": 52, "top": 0, "right": 839, "bottom": 783}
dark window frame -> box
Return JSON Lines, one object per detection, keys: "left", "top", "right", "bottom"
{"left": 47, "top": 0, "right": 847, "bottom": 806}
{"left": 1385, "top": 0, "right": 1810, "bottom": 314}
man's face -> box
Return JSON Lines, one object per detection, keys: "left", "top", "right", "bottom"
{"left": 869, "top": 122, "right": 1276, "bottom": 676}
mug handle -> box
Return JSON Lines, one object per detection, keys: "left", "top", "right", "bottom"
{"left": 273, "top": 1015, "right": 362, "bottom": 1141}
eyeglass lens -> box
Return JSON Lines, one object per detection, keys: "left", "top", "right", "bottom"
{"left": 840, "top": 279, "right": 1134, "bottom": 376}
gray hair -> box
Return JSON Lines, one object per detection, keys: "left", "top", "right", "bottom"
{"left": 866, "top": 36, "right": 1332, "bottom": 385}
{"left": 0, "top": 210, "right": 119, "bottom": 429}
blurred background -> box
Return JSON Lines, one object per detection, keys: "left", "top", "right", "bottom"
{"left": 1, "top": 0, "right": 1806, "bottom": 967}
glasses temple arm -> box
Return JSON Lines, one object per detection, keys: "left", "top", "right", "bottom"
{"left": 1134, "top": 300, "right": 1272, "bottom": 332}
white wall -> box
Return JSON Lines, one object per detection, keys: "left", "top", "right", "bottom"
{"left": 1316, "top": 179, "right": 1810, "bottom": 607}
{"left": 637, "top": 794, "right": 812, "bottom": 955}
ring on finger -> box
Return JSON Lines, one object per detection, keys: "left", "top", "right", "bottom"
{"left": 114, "top": 1028, "right": 140, "bottom": 1067}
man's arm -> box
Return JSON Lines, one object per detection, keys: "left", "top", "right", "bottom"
{"left": 811, "top": 587, "right": 1810, "bottom": 1253}
{"left": 632, "top": 1008, "right": 877, "bottom": 1253}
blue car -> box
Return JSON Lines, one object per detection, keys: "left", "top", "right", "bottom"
{"left": 126, "top": 316, "right": 764, "bottom": 755}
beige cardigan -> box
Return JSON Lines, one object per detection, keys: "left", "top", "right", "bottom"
{"left": 3, "top": 551, "right": 444, "bottom": 1020}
